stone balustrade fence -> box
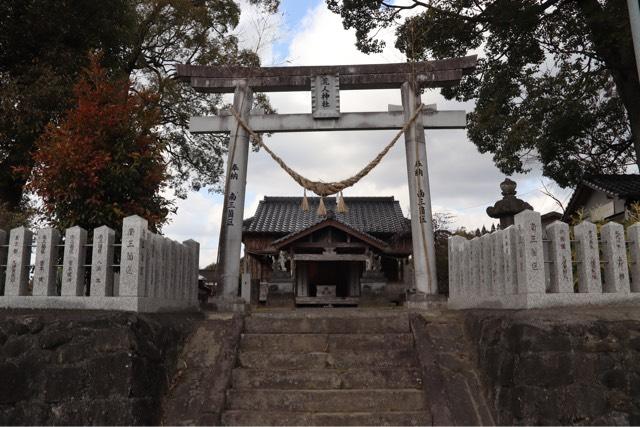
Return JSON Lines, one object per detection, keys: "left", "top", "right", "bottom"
{"left": 0, "top": 215, "right": 199, "bottom": 312}
{"left": 448, "top": 210, "right": 640, "bottom": 309}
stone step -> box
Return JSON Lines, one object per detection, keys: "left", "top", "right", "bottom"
{"left": 221, "top": 410, "right": 432, "bottom": 426}
{"left": 237, "top": 349, "right": 418, "bottom": 370}
{"left": 225, "top": 389, "right": 427, "bottom": 412}
{"left": 231, "top": 368, "right": 423, "bottom": 390}
{"left": 239, "top": 333, "right": 414, "bottom": 353}
{"left": 245, "top": 312, "right": 410, "bottom": 334}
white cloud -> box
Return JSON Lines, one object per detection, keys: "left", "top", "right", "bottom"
{"left": 163, "top": 2, "right": 572, "bottom": 264}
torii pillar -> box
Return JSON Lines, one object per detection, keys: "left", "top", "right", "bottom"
{"left": 402, "top": 82, "right": 438, "bottom": 294}
{"left": 218, "top": 82, "right": 253, "bottom": 309}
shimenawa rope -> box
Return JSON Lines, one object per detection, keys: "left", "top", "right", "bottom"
{"left": 229, "top": 103, "right": 424, "bottom": 198}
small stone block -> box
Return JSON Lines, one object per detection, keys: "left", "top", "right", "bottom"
{"left": 241, "top": 273, "right": 251, "bottom": 303}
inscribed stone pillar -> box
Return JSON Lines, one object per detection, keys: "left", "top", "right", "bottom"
{"left": 448, "top": 238, "right": 456, "bottom": 297}
{"left": 5, "top": 227, "right": 33, "bottom": 296}
{"left": 514, "top": 210, "right": 545, "bottom": 295}
{"left": 167, "top": 240, "right": 175, "bottom": 299}
{"left": 151, "top": 234, "right": 163, "bottom": 298}
{"left": 462, "top": 240, "right": 471, "bottom": 296}
{"left": 184, "top": 239, "right": 200, "bottom": 304}
{"left": 600, "top": 222, "right": 630, "bottom": 293}
{"left": 448, "top": 236, "right": 466, "bottom": 297}
{"left": 492, "top": 230, "right": 505, "bottom": 296}
{"left": 90, "top": 226, "right": 115, "bottom": 297}
{"left": 0, "top": 230, "right": 7, "bottom": 293}
{"left": 481, "top": 233, "right": 493, "bottom": 297}
{"left": 179, "top": 244, "right": 188, "bottom": 301}
{"left": 172, "top": 240, "right": 181, "bottom": 299}
{"left": 546, "top": 221, "right": 573, "bottom": 293}
{"left": 119, "top": 215, "right": 148, "bottom": 297}
{"left": 627, "top": 223, "right": 640, "bottom": 292}
{"left": 401, "top": 82, "right": 438, "bottom": 294}
{"left": 61, "top": 226, "right": 88, "bottom": 296}
{"left": 573, "top": 220, "right": 602, "bottom": 293}
{"left": 144, "top": 232, "right": 156, "bottom": 298}
{"left": 33, "top": 228, "right": 60, "bottom": 296}
{"left": 220, "top": 82, "right": 254, "bottom": 301}
{"left": 502, "top": 226, "right": 518, "bottom": 295}
{"left": 470, "top": 237, "right": 482, "bottom": 302}
{"left": 160, "top": 237, "right": 170, "bottom": 298}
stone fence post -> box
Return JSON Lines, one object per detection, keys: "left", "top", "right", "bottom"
{"left": 601, "top": 222, "right": 630, "bottom": 293}
{"left": 546, "top": 221, "right": 573, "bottom": 293}
{"left": 119, "top": 215, "right": 149, "bottom": 297}
{"left": 33, "top": 228, "right": 60, "bottom": 296}
{"left": 5, "top": 227, "right": 32, "bottom": 296}
{"left": 514, "top": 210, "right": 545, "bottom": 295}
{"left": 574, "top": 221, "right": 602, "bottom": 293}
{"left": 91, "top": 226, "right": 115, "bottom": 297}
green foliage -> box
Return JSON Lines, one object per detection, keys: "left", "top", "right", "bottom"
{"left": 327, "top": 0, "right": 640, "bottom": 188}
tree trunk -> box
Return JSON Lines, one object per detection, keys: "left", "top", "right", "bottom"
{"left": 578, "top": 0, "right": 640, "bottom": 171}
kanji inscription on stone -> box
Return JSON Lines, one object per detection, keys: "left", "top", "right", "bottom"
{"left": 311, "top": 74, "right": 340, "bottom": 118}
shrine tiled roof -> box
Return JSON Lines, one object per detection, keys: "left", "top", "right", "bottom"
{"left": 243, "top": 196, "right": 410, "bottom": 235}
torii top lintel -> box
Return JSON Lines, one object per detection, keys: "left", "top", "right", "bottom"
{"left": 175, "top": 55, "right": 477, "bottom": 93}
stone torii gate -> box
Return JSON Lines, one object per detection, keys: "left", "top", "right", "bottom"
{"left": 176, "top": 56, "right": 476, "bottom": 308}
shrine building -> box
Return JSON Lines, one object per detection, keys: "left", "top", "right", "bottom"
{"left": 242, "top": 196, "right": 414, "bottom": 306}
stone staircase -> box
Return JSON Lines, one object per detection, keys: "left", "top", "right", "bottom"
{"left": 221, "top": 310, "right": 431, "bottom": 426}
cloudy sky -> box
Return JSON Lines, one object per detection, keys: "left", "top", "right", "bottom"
{"left": 163, "top": 0, "right": 574, "bottom": 267}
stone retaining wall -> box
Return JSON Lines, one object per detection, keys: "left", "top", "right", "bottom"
{"left": 0, "top": 310, "right": 197, "bottom": 425}
{"left": 464, "top": 306, "right": 640, "bottom": 425}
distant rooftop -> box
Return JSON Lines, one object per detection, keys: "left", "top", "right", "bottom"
{"left": 564, "top": 174, "right": 640, "bottom": 220}
{"left": 243, "top": 196, "right": 410, "bottom": 235}
{"left": 579, "top": 174, "right": 640, "bottom": 198}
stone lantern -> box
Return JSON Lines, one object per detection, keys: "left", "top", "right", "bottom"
{"left": 486, "top": 178, "right": 533, "bottom": 228}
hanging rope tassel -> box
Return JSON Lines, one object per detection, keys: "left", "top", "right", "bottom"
{"left": 317, "top": 196, "right": 327, "bottom": 216}
{"left": 337, "top": 191, "right": 348, "bottom": 213}
{"left": 301, "top": 189, "right": 310, "bottom": 212}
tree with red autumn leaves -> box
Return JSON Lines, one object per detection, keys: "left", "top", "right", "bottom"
{"left": 27, "top": 55, "right": 172, "bottom": 232}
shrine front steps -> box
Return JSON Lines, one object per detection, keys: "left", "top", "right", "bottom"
{"left": 221, "top": 310, "right": 431, "bottom": 426}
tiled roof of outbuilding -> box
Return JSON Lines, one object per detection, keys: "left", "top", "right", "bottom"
{"left": 581, "top": 174, "right": 640, "bottom": 198}
{"left": 244, "top": 196, "right": 410, "bottom": 235}
{"left": 563, "top": 174, "right": 640, "bottom": 221}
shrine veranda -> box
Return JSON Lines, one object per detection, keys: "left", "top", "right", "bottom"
{"left": 176, "top": 57, "right": 477, "bottom": 306}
